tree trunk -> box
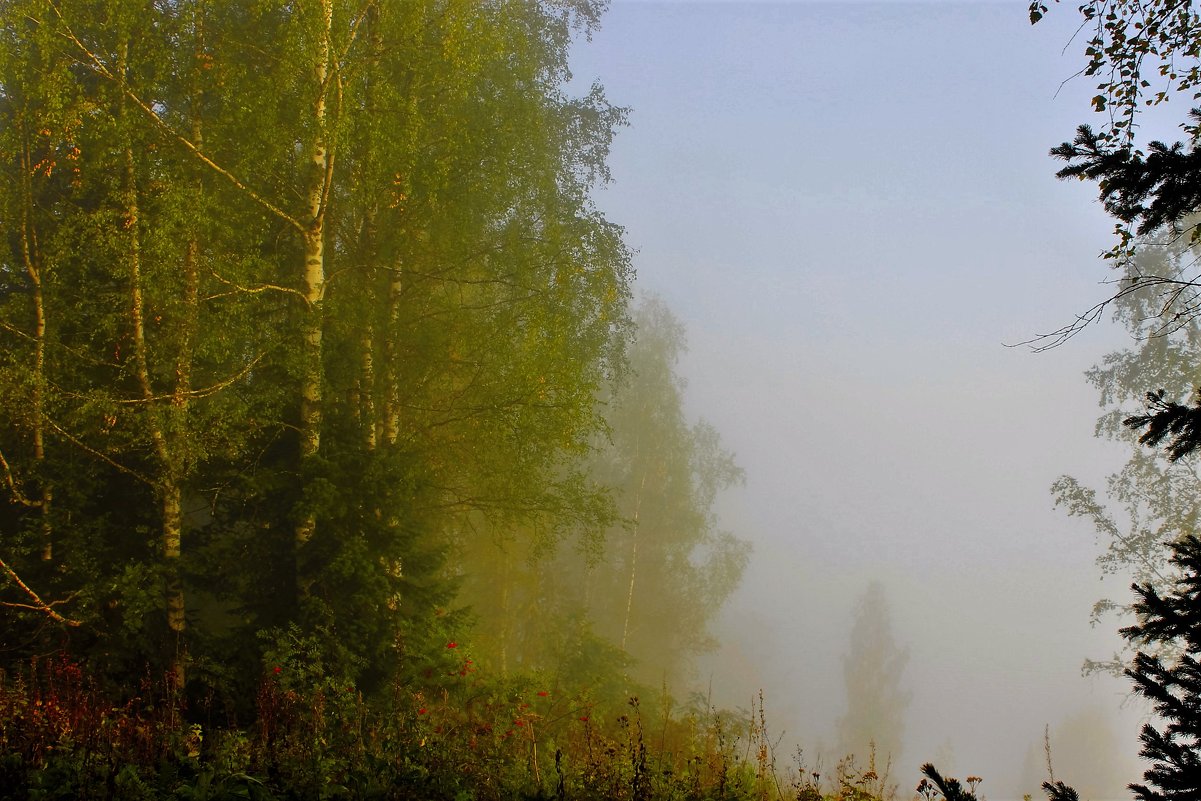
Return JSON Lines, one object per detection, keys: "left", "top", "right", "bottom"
{"left": 294, "top": 0, "right": 335, "bottom": 599}
{"left": 18, "top": 125, "right": 52, "bottom": 562}
{"left": 620, "top": 470, "right": 648, "bottom": 653}
{"left": 122, "top": 106, "right": 187, "bottom": 687}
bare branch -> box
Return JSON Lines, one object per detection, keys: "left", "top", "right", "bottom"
{"left": 44, "top": 418, "right": 154, "bottom": 487}
{"left": 205, "top": 269, "right": 309, "bottom": 304}
{"left": 0, "top": 554, "right": 81, "bottom": 627}
{"left": 0, "top": 448, "right": 40, "bottom": 507}
{"left": 1010, "top": 271, "right": 1201, "bottom": 351}
{"left": 103, "top": 350, "right": 269, "bottom": 405}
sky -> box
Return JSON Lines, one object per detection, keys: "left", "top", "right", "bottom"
{"left": 567, "top": 1, "right": 1172, "bottom": 796}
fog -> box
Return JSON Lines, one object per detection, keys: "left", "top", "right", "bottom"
{"left": 569, "top": 2, "right": 1156, "bottom": 796}
{"left": 3, "top": 1, "right": 1183, "bottom": 796}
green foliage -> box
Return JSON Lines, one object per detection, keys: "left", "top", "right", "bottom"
{"left": 0, "top": 0, "right": 638, "bottom": 707}
{"left": 456, "top": 297, "right": 749, "bottom": 701}
{"left": 0, "top": 3, "right": 759, "bottom": 798}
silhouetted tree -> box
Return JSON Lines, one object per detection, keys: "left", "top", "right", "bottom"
{"left": 1125, "top": 390, "right": 1201, "bottom": 462}
{"left": 1035, "top": 535, "right": 1201, "bottom": 801}
{"left": 1121, "top": 534, "right": 1201, "bottom": 801}
{"left": 1027, "top": 1, "right": 1201, "bottom": 349}
{"left": 917, "top": 763, "right": 979, "bottom": 801}
{"left": 1042, "top": 780, "right": 1080, "bottom": 801}
{"left": 1050, "top": 231, "right": 1201, "bottom": 677}
{"left": 1051, "top": 116, "right": 1201, "bottom": 240}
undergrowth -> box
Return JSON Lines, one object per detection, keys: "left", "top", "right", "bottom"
{"left": 0, "top": 655, "right": 914, "bottom": 801}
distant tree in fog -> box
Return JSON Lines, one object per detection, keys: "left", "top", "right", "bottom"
{"left": 836, "top": 581, "right": 910, "bottom": 766}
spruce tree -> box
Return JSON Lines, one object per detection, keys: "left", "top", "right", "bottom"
{"left": 1121, "top": 534, "right": 1201, "bottom": 801}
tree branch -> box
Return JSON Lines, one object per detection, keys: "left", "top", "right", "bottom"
{"left": 44, "top": 1, "right": 304, "bottom": 233}
{"left": 0, "top": 554, "right": 80, "bottom": 627}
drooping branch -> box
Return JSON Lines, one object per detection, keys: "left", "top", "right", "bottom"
{"left": 1012, "top": 269, "right": 1201, "bottom": 351}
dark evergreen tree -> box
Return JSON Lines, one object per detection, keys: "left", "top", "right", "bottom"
{"left": 1121, "top": 534, "right": 1201, "bottom": 801}
{"left": 1125, "top": 390, "right": 1201, "bottom": 462}
{"left": 1051, "top": 115, "right": 1201, "bottom": 240}
{"left": 1028, "top": 1, "right": 1201, "bottom": 349}
{"left": 917, "top": 763, "right": 979, "bottom": 801}
{"left": 1042, "top": 780, "right": 1080, "bottom": 801}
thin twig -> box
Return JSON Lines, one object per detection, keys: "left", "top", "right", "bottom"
{"left": 44, "top": 418, "right": 154, "bottom": 486}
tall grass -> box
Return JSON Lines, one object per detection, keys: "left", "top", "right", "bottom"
{"left": 0, "top": 656, "right": 930, "bottom": 801}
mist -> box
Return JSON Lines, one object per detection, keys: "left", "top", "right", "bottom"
{"left": 0, "top": 0, "right": 1188, "bottom": 798}
{"left": 568, "top": 1, "right": 1153, "bottom": 796}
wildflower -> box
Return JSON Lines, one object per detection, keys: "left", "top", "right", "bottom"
{"left": 446, "top": 641, "right": 457, "bottom": 649}
{"left": 537, "top": 691, "right": 549, "bottom": 697}
{"left": 417, "top": 707, "right": 427, "bottom": 715}
{"left": 272, "top": 666, "right": 281, "bottom": 674}
{"left": 578, "top": 716, "right": 589, "bottom": 722}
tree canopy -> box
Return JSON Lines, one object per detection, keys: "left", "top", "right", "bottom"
{"left": 1029, "top": 1, "right": 1201, "bottom": 349}
{"left": 0, "top": 0, "right": 738, "bottom": 717}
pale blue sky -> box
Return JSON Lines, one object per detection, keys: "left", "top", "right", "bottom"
{"left": 569, "top": 2, "right": 1162, "bottom": 795}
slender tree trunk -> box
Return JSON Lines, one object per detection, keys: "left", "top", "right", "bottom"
{"left": 383, "top": 263, "right": 403, "bottom": 446}
{"left": 356, "top": 214, "right": 379, "bottom": 451}
{"left": 18, "top": 128, "right": 52, "bottom": 561}
{"left": 294, "top": 0, "right": 334, "bottom": 562}
{"left": 120, "top": 23, "right": 207, "bottom": 686}
{"left": 499, "top": 546, "right": 511, "bottom": 676}
{"left": 620, "top": 470, "right": 648, "bottom": 652}
{"left": 123, "top": 114, "right": 187, "bottom": 687}
{"left": 361, "top": 326, "right": 377, "bottom": 449}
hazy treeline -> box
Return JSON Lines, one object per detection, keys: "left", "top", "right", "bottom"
{"left": 0, "top": 0, "right": 747, "bottom": 725}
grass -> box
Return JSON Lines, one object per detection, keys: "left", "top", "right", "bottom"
{"left": 0, "top": 655, "right": 941, "bottom": 801}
